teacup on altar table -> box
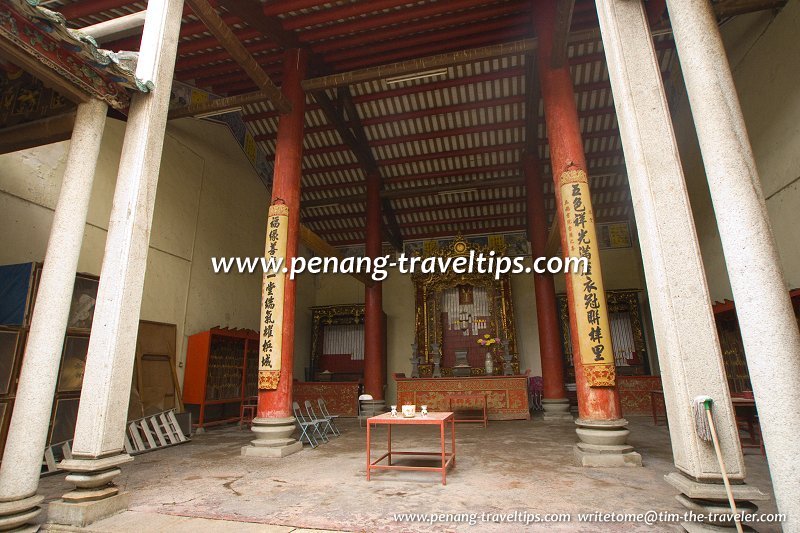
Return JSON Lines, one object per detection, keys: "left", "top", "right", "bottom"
{"left": 401, "top": 404, "right": 416, "bottom": 418}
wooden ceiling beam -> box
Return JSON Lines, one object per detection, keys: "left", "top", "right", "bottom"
{"left": 217, "top": 0, "right": 401, "bottom": 249}
{"left": 551, "top": 0, "right": 576, "bottom": 68}
{"left": 0, "top": 40, "right": 89, "bottom": 106}
{"left": 168, "top": 90, "right": 277, "bottom": 120}
{"left": 712, "top": 0, "right": 787, "bottom": 18}
{"left": 319, "top": 215, "right": 632, "bottom": 246}
{"left": 299, "top": 225, "right": 374, "bottom": 286}
{"left": 302, "top": 171, "right": 630, "bottom": 208}
{"left": 185, "top": 0, "right": 291, "bottom": 113}
{"left": 0, "top": 112, "right": 76, "bottom": 155}
{"left": 312, "top": 88, "right": 404, "bottom": 250}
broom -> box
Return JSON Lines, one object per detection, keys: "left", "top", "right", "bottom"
{"left": 692, "top": 396, "right": 744, "bottom": 533}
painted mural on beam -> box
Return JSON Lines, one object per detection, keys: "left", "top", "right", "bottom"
{"left": 334, "top": 223, "right": 631, "bottom": 259}
{"left": 170, "top": 81, "right": 273, "bottom": 187}
{"left": 0, "top": 0, "right": 151, "bottom": 109}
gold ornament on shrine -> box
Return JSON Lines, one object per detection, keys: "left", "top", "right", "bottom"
{"left": 559, "top": 170, "right": 616, "bottom": 387}
{"left": 258, "top": 202, "right": 289, "bottom": 390}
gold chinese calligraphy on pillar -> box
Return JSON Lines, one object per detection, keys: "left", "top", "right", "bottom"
{"left": 559, "top": 170, "right": 616, "bottom": 387}
{"left": 259, "top": 203, "right": 289, "bottom": 390}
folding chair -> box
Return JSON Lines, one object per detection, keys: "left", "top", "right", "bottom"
{"left": 292, "top": 401, "right": 323, "bottom": 448}
{"left": 306, "top": 400, "right": 336, "bottom": 438}
{"left": 318, "top": 398, "right": 341, "bottom": 436}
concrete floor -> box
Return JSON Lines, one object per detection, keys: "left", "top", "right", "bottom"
{"left": 36, "top": 416, "right": 778, "bottom": 532}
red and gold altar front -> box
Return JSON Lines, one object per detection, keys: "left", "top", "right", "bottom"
{"left": 395, "top": 374, "right": 530, "bottom": 420}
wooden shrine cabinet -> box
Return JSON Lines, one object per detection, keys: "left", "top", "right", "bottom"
{"left": 183, "top": 328, "right": 258, "bottom": 429}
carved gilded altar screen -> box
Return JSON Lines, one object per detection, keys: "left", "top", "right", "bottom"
{"left": 556, "top": 290, "right": 649, "bottom": 382}
{"left": 412, "top": 238, "right": 519, "bottom": 376}
{"left": 309, "top": 304, "right": 365, "bottom": 379}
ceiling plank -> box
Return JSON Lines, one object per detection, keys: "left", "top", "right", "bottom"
{"left": 184, "top": 0, "right": 291, "bottom": 113}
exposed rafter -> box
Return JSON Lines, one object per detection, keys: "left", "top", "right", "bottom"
{"left": 184, "top": 0, "right": 291, "bottom": 113}
{"left": 313, "top": 88, "right": 404, "bottom": 250}
{"left": 299, "top": 225, "right": 374, "bottom": 287}
{"left": 551, "top": 0, "right": 576, "bottom": 68}
{"left": 214, "top": 0, "right": 403, "bottom": 250}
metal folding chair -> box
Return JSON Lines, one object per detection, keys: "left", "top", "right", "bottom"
{"left": 318, "top": 398, "right": 341, "bottom": 436}
{"left": 292, "top": 401, "right": 323, "bottom": 448}
{"left": 306, "top": 400, "right": 336, "bottom": 438}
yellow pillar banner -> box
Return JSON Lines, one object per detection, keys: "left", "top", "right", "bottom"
{"left": 559, "top": 170, "right": 616, "bottom": 387}
{"left": 258, "top": 203, "right": 289, "bottom": 390}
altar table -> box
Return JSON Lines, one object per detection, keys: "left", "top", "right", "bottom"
{"left": 366, "top": 412, "right": 456, "bottom": 485}
{"left": 293, "top": 381, "right": 359, "bottom": 417}
{"left": 395, "top": 375, "right": 530, "bottom": 420}
{"left": 448, "top": 394, "right": 488, "bottom": 427}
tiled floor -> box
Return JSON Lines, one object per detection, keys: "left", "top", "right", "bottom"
{"left": 36, "top": 416, "right": 778, "bottom": 532}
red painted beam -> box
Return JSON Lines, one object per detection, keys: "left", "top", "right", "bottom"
{"left": 310, "top": 1, "right": 527, "bottom": 55}
{"left": 105, "top": 11, "right": 238, "bottom": 51}
{"left": 331, "top": 26, "right": 531, "bottom": 72}
{"left": 301, "top": 0, "right": 523, "bottom": 46}
{"left": 262, "top": 1, "right": 328, "bottom": 16}
{"left": 175, "top": 42, "right": 281, "bottom": 72}
{"left": 377, "top": 143, "right": 528, "bottom": 169}
{"left": 301, "top": 162, "right": 522, "bottom": 194}
{"left": 245, "top": 103, "right": 322, "bottom": 124}
{"left": 361, "top": 95, "right": 525, "bottom": 127}
{"left": 323, "top": 15, "right": 524, "bottom": 64}
{"left": 370, "top": 120, "right": 527, "bottom": 148}
{"left": 352, "top": 66, "right": 526, "bottom": 104}
{"left": 58, "top": 0, "right": 135, "bottom": 21}
{"left": 399, "top": 212, "right": 527, "bottom": 230}
{"left": 301, "top": 161, "right": 363, "bottom": 175}
{"left": 283, "top": 0, "right": 423, "bottom": 31}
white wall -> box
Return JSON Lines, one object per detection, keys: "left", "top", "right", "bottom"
{"left": 0, "top": 117, "right": 269, "bottom": 386}
{"left": 675, "top": 0, "right": 800, "bottom": 301}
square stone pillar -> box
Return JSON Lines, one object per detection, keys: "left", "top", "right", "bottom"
{"left": 48, "top": 0, "right": 185, "bottom": 527}
{"left": 595, "top": 0, "right": 767, "bottom": 529}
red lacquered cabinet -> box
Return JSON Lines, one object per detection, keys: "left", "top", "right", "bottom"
{"left": 183, "top": 327, "right": 259, "bottom": 429}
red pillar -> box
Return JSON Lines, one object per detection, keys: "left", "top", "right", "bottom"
{"left": 364, "top": 171, "right": 384, "bottom": 400}
{"left": 257, "top": 49, "right": 308, "bottom": 419}
{"left": 524, "top": 152, "right": 568, "bottom": 402}
{"left": 533, "top": 4, "right": 622, "bottom": 422}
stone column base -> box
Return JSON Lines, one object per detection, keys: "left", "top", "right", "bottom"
{"left": 241, "top": 416, "right": 302, "bottom": 458}
{"left": 0, "top": 494, "right": 44, "bottom": 532}
{"left": 47, "top": 493, "right": 129, "bottom": 528}
{"left": 665, "top": 472, "right": 768, "bottom": 531}
{"left": 542, "top": 398, "right": 573, "bottom": 421}
{"left": 49, "top": 454, "right": 133, "bottom": 527}
{"left": 573, "top": 418, "right": 642, "bottom": 467}
{"left": 361, "top": 399, "right": 386, "bottom": 417}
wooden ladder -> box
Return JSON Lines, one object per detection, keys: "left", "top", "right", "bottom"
{"left": 41, "top": 409, "right": 189, "bottom": 476}
{"left": 124, "top": 409, "right": 189, "bottom": 454}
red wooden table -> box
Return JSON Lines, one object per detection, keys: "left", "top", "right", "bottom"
{"left": 366, "top": 411, "right": 456, "bottom": 485}
{"left": 650, "top": 390, "right": 667, "bottom": 425}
